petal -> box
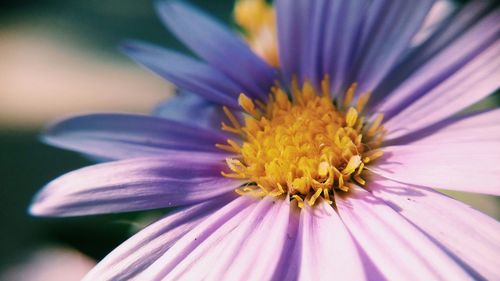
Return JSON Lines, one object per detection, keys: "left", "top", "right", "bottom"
{"left": 121, "top": 40, "right": 239, "bottom": 107}
{"left": 137, "top": 195, "right": 257, "bottom": 279}
{"left": 372, "top": 142, "right": 500, "bottom": 195}
{"left": 82, "top": 194, "right": 235, "bottom": 281}
{"left": 369, "top": 176, "right": 500, "bottom": 280}
{"left": 352, "top": 0, "right": 435, "bottom": 94}
{"left": 155, "top": 0, "right": 276, "bottom": 101}
{"left": 203, "top": 197, "right": 290, "bottom": 281}
{"left": 152, "top": 91, "right": 226, "bottom": 131}
{"left": 388, "top": 108, "right": 500, "bottom": 145}
{"left": 291, "top": 200, "right": 365, "bottom": 281}
{"left": 30, "top": 156, "right": 241, "bottom": 216}
{"left": 336, "top": 187, "right": 470, "bottom": 280}
{"left": 43, "top": 113, "right": 227, "bottom": 160}
{"left": 371, "top": 2, "right": 496, "bottom": 109}
{"left": 374, "top": 8, "right": 500, "bottom": 138}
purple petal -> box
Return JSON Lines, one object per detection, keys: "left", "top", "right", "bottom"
{"left": 155, "top": 0, "right": 276, "bottom": 101}
{"left": 121, "top": 41, "right": 239, "bottom": 107}
{"left": 336, "top": 187, "right": 470, "bottom": 280}
{"left": 291, "top": 199, "right": 365, "bottom": 280}
{"left": 388, "top": 108, "right": 500, "bottom": 145}
{"left": 369, "top": 176, "right": 500, "bottom": 280}
{"left": 153, "top": 91, "right": 227, "bottom": 131}
{"left": 82, "top": 193, "right": 235, "bottom": 281}
{"left": 137, "top": 195, "right": 258, "bottom": 279}
{"left": 30, "top": 156, "right": 241, "bottom": 216}
{"left": 372, "top": 142, "right": 500, "bottom": 195}
{"left": 371, "top": 2, "right": 495, "bottom": 108}
{"left": 352, "top": 0, "right": 434, "bottom": 94}
{"left": 43, "top": 113, "right": 228, "bottom": 160}
{"left": 375, "top": 11, "right": 500, "bottom": 137}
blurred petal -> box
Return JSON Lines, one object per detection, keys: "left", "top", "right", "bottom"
{"left": 153, "top": 91, "right": 228, "bottom": 131}
{"left": 137, "top": 195, "right": 257, "bottom": 279}
{"left": 369, "top": 177, "right": 500, "bottom": 280}
{"left": 43, "top": 113, "right": 227, "bottom": 160}
{"left": 372, "top": 142, "right": 500, "bottom": 195}
{"left": 121, "top": 41, "right": 239, "bottom": 107}
{"left": 83, "top": 193, "right": 235, "bottom": 281}
{"left": 30, "top": 156, "right": 240, "bottom": 216}
{"left": 156, "top": 0, "right": 276, "bottom": 101}
{"left": 290, "top": 200, "right": 365, "bottom": 281}
{"left": 337, "top": 187, "right": 470, "bottom": 280}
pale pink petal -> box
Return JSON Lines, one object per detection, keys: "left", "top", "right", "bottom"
{"left": 291, "top": 199, "right": 365, "bottom": 281}
{"left": 136, "top": 195, "right": 256, "bottom": 280}
{"left": 82, "top": 194, "right": 235, "bottom": 281}
{"left": 337, "top": 187, "right": 470, "bottom": 280}
{"left": 389, "top": 108, "right": 500, "bottom": 145}
{"left": 204, "top": 196, "right": 290, "bottom": 280}
{"left": 371, "top": 143, "right": 500, "bottom": 195}
{"left": 369, "top": 176, "right": 500, "bottom": 280}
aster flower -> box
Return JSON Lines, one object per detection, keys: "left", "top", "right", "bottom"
{"left": 30, "top": 0, "right": 500, "bottom": 280}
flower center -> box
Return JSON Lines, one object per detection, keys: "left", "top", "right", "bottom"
{"left": 217, "top": 77, "right": 385, "bottom": 207}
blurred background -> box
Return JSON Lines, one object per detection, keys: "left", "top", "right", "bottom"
{"left": 0, "top": 0, "right": 498, "bottom": 280}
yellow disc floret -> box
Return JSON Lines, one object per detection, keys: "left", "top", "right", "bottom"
{"left": 217, "top": 77, "right": 385, "bottom": 207}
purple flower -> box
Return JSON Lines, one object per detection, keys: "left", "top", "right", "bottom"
{"left": 30, "top": 0, "right": 500, "bottom": 280}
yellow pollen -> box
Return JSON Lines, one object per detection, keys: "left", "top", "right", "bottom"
{"left": 219, "top": 77, "right": 385, "bottom": 207}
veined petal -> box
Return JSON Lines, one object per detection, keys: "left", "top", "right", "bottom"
{"left": 155, "top": 0, "right": 276, "bottom": 101}
{"left": 372, "top": 142, "right": 500, "bottom": 195}
{"left": 43, "top": 113, "right": 228, "bottom": 160}
{"left": 291, "top": 199, "right": 365, "bottom": 281}
{"left": 369, "top": 177, "right": 500, "bottom": 280}
{"left": 153, "top": 91, "right": 227, "bottom": 131}
{"left": 387, "top": 108, "right": 500, "bottom": 145}
{"left": 121, "top": 41, "right": 240, "bottom": 107}
{"left": 352, "top": 0, "right": 434, "bottom": 94}
{"left": 203, "top": 197, "right": 290, "bottom": 281}
{"left": 337, "top": 187, "right": 471, "bottom": 280}
{"left": 30, "top": 156, "right": 241, "bottom": 216}
{"left": 370, "top": 1, "right": 491, "bottom": 106}
{"left": 82, "top": 193, "right": 235, "bottom": 281}
{"left": 137, "top": 195, "right": 257, "bottom": 280}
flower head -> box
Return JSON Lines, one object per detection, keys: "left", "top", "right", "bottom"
{"left": 30, "top": 0, "right": 500, "bottom": 280}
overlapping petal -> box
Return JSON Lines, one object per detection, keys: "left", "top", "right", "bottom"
{"left": 82, "top": 193, "right": 235, "bottom": 281}
{"left": 156, "top": 0, "right": 276, "bottom": 101}
{"left": 369, "top": 177, "right": 500, "bottom": 280}
{"left": 30, "top": 156, "right": 241, "bottom": 216}
{"left": 336, "top": 187, "right": 471, "bottom": 280}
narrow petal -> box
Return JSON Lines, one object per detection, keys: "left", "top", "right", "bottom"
{"left": 156, "top": 0, "right": 276, "bottom": 100}
{"left": 82, "top": 194, "right": 235, "bottom": 281}
{"left": 336, "top": 187, "right": 470, "bottom": 280}
{"left": 153, "top": 91, "right": 227, "bottom": 130}
{"left": 43, "top": 113, "right": 227, "bottom": 160}
{"left": 369, "top": 176, "right": 500, "bottom": 280}
{"left": 30, "top": 156, "right": 241, "bottom": 216}
{"left": 372, "top": 142, "right": 500, "bottom": 195}
{"left": 137, "top": 195, "right": 258, "bottom": 280}
{"left": 203, "top": 197, "right": 290, "bottom": 281}
{"left": 121, "top": 41, "right": 239, "bottom": 107}
{"left": 388, "top": 108, "right": 500, "bottom": 145}
{"left": 352, "top": 0, "right": 434, "bottom": 94}
{"left": 292, "top": 199, "right": 365, "bottom": 281}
